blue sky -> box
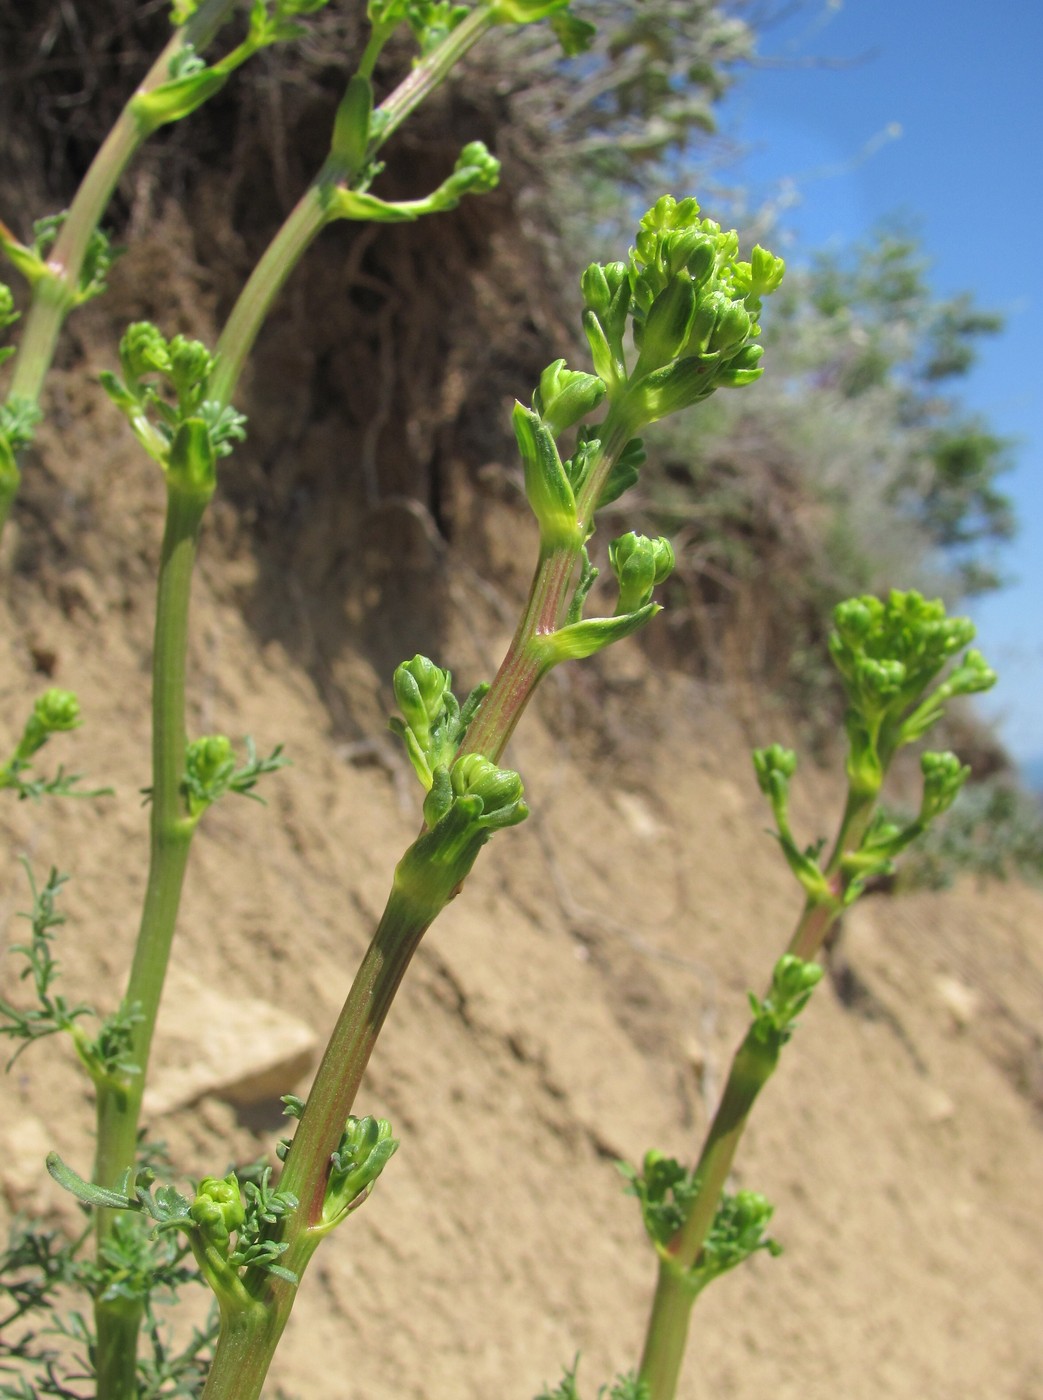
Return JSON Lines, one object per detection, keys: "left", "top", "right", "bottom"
{"left": 710, "top": 0, "right": 1041, "bottom": 771}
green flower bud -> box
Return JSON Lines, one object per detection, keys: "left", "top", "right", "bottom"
{"left": 533, "top": 604, "right": 658, "bottom": 667}
{"left": 637, "top": 279, "right": 698, "bottom": 369}
{"left": 512, "top": 402, "right": 578, "bottom": 545}
{"left": 715, "top": 342, "right": 764, "bottom": 387}
{"left": 450, "top": 752, "right": 525, "bottom": 818}
{"left": 942, "top": 649, "right": 997, "bottom": 697}
{"left": 686, "top": 289, "right": 728, "bottom": 355}
{"left": 748, "top": 954, "right": 823, "bottom": 1051}
{"left": 707, "top": 297, "right": 752, "bottom": 355}
{"left": 34, "top": 688, "right": 81, "bottom": 734}
{"left": 440, "top": 141, "right": 501, "bottom": 202}
{"left": 120, "top": 321, "right": 170, "bottom": 383}
{"left": 186, "top": 734, "right": 234, "bottom": 790}
{"left": 855, "top": 656, "right": 906, "bottom": 707}
{"left": 620, "top": 356, "right": 716, "bottom": 428}
{"left": 750, "top": 244, "right": 786, "bottom": 295}
{"left": 751, "top": 743, "right": 797, "bottom": 798}
{"left": 832, "top": 596, "right": 877, "bottom": 644}
{"left": 321, "top": 1115, "right": 398, "bottom": 1230}
{"left": 167, "top": 335, "right": 215, "bottom": 411}
{"left": 608, "top": 532, "right": 674, "bottom": 614}
{"left": 533, "top": 358, "right": 606, "bottom": 436}
{"left": 393, "top": 655, "right": 452, "bottom": 750}
{"left": 692, "top": 1188, "right": 782, "bottom": 1293}
{"left": 0, "top": 283, "right": 17, "bottom": 332}
{"left": 580, "top": 261, "right": 630, "bottom": 337}
{"left": 731, "top": 245, "right": 786, "bottom": 298}
{"left": 190, "top": 1172, "right": 245, "bottom": 1251}
{"left": 919, "top": 750, "right": 970, "bottom": 822}
{"left": 581, "top": 308, "right": 623, "bottom": 393}
{"left": 488, "top": 0, "right": 570, "bottom": 23}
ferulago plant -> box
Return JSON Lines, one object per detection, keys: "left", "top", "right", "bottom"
{"left": 0, "top": 4, "right": 996, "bottom": 1398}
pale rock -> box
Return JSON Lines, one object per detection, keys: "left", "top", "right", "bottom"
{"left": 933, "top": 974, "right": 981, "bottom": 1030}
{"left": 0, "top": 1112, "right": 56, "bottom": 1212}
{"left": 144, "top": 968, "right": 318, "bottom": 1116}
{"left": 612, "top": 790, "right": 663, "bottom": 840}
{"left": 920, "top": 1084, "right": 957, "bottom": 1124}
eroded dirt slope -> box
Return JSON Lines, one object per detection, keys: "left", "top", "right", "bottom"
{"left": 2, "top": 390, "right": 1042, "bottom": 1397}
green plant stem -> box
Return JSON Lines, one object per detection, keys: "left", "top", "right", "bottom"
{"left": 209, "top": 4, "right": 497, "bottom": 411}
{"left": 463, "top": 417, "right": 631, "bottom": 759}
{"left": 200, "top": 855, "right": 463, "bottom": 1400}
{"left": 0, "top": 0, "right": 236, "bottom": 538}
{"left": 92, "top": 480, "right": 210, "bottom": 1399}
{"left": 5, "top": 0, "right": 234, "bottom": 407}
{"left": 374, "top": 6, "right": 495, "bottom": 149}
{"left": 201, "top": 412, "right": 634, "bottom": 1392}
{"left": 638, "top": 1263, "right": 697, "bottom": 1400}
{"left": 636, "top": 778, "right": 881, "bottom": 1398}
{"left": 636, "top": 1029, "right": 775, "bottom": 1399}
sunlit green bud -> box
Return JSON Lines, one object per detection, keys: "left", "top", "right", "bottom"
{"left": 715, "top": 342, "right": 764, "bottom": 387}
{"left": 120, "top": 321, "right": 170, "bottom": 382}
{"left": 581, "top": 309, "right": 621, "bottom": 392}
{"left": 939, "top": 616, "right": 977, "bottom": 653}
{"left": 943, "top": 649, "right": 997, "bottom": 697}
{"left": 832, "top": 596, "right": 878, "bottom": 642}
{"left": 693, "top": 1189, "right": 782, "bottom": 1290}
{"left": 640, "top": 194, "right": 700, "bottom": 235}
{"left": 621, "top": 357, "right": 716, "bottom": 428}
{"left": 919, "top": 750, "right": 970, "bottom": 822}
{"left": 580, "top": 262, "right": 611, "bottom": 318}
{"left": 686, "top": 289, "right": 727, "bottom": 354}
{"left": 167, "top": 335, "right": 215, "bottom": 407}
{"left": 638, "top": 279, "right": 697, "bottom": 367}
{"left": 855, "top": 655, "right": 906, "bottom": 706}
{"left": 660, "top": 228, "right": 713, "bottom": 284}
{"left": 190, "top": 1172, "right": 245, "bottom": 1250}
{"left": 774, "top": 953, "right": 823, "bottom": 1003}
{"left": 367, "top": 0, "right": 409, "bottom": 25}
{"left": 533, "top": 359, "right": 606, "bottom": 436}
{"left": 450, "top": 752, "right": 524, "bottom": 817}
{"left": 330, "top": 74, "right": 372, "bottom": 172}
{"left": 732, "top": 245, "right": 786, "bottom": 299}
{"left": 167, "top": 418, "right": 216, "bottom": 495}
{"left": 608, "top": 532, "right": 674, "bottom": 614}
{"left": 322, "top": 1115, "right": 398, "bottom": 1228}
{"left": 533, "top": 604, "right": 658, "bottom": 667}
{"left": 422, "top": 764, "right": 453, "bottom": 827}
{"left": 683, "top": 235, "right": 718, "bottom": 288}
{"left": 750, "top": 244, "right": 786, "bottom": 295}
{"left": 707, "top": 297, "right": 752, "bottom": 355}
{"left": 170, "top": 1, "right": 198, "bottom": 23}
{"left": 441, "top": 142, "right": 501, "bottom": 202}
{"left": 34, "top": 688, "right": 81, "bottom": 733}
{"left": 580, "top": 261, "right": 629, "bottom": 328}
{"left": 512, "top": 402, "right": 578, "bottom": 545}
{"left": 749, "top": 954, "right": 823, "bottom": 1050}
{"left": 0, "top": 283, "right": 17, "bottom": 331}
{"left": 393, "top": 655, "right": 452, "bottom": 750}
{"left": 488, "top": 0, "right": 570, "bottom": 23}
{"left": 186, "top": 734, "right": 234, "bottom": 790}
{"left": 563, "top": 435, "right": 600, "bottom": 492}
{"left": 751, "top": 743, "right": 797, "bottom": 798}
